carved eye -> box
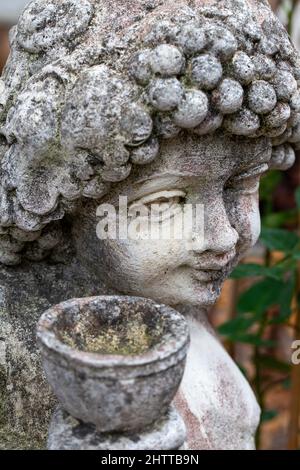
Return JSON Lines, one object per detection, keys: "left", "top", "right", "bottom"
{"left": 225, "top": 163, "right": 269, "bottom": 194}
{"left": 128, "top": 190, "right": 186, "bottom": 222}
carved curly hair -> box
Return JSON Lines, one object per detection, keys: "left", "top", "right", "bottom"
{"left": 0, "top": 0, "right": 300, "bottom": 265}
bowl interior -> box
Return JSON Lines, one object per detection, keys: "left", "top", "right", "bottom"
{"left": 53, "top": 298, "right": 166, "bottom": 356}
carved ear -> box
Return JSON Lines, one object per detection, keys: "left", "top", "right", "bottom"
{"left": 269, "top": 144, "right": 296, "bottom": 171}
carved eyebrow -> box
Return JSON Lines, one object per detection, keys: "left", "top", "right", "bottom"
{"left": 133, "top": 145, "right": 272, "bottom": 184}
{"left": 132, "top": 145, "right": 272, "bottom": 187}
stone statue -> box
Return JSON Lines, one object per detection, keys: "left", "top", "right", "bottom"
{"left": 0, "top": 0, "right": 299, "bottom": 450}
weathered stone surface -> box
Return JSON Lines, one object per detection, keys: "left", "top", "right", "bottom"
{"left": 17, "top": 0, "right": 94, "bottom": 53}
{"left": 213, "top": 78, "right": 244, "bottom": 114}
{"left": 48, "top": 405, "right": 186, "bottom": 450}
{"left": 0, "top": 0, "right": 300, "bottom": 451}
{"left": 0, "top": 259, "right": 107, "bottom": 449}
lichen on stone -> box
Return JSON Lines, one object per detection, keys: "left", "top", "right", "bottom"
{"left": 58, "top": 309, "right": 164, "bottom": 355}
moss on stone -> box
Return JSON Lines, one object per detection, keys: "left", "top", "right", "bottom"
{"left": 59, "top": 311, "right": 164, "bottom": 355}
{"left": 0, "top": 427, "right": 45, "bottom": 450}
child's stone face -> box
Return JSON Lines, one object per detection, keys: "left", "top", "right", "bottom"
{"left": 73, "top": 134, "right": 272, "bottom": 307}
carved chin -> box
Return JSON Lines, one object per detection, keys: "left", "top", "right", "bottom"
{"left": 141, "top": 279, "right": 224, "bottom": 308}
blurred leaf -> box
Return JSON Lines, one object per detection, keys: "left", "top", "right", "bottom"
{"left": 261, "top": 410, "right": 278, "bottom": 422}
{"left": 231, "top": 263, "right": 283, "bottom": 280}
{"left": 260, "top": 227, "right": 299, "bottom": 252}
{"left": 258, "top": 355, "right": 290, "bottom": 373}
{"left": 283, "top": 377, "right": 291, "bottom": 389}
{"left": 260, "top": 171, "right": 282, "bottom": 203}
{"left": 231, "top": 263, "right": 267, "bottom": 279}
{"left": 237, "top": 278, "right": 284, "bottom": 315}
{"left": 262, "top": 209, "right": 298, "bottom": 228}
{"left": 225, "top": 333, "right": 274, "bottom": 347}
{"left": 267, "top": 275, "right": 296, "bottom": 324}
{"left": 237, "top": 276, "right": 295, "bottom": 321}
{"left": 276, "top": 257, "right": 297, "bottom": 271}
{"left": 293, "top": 252, "right": 300, "bottom": 260}
{"left": 295, "top": 186, "right": 300, "bottom": 210}
{"left": 218, "top": 315, "right": 257, "bottom": 335}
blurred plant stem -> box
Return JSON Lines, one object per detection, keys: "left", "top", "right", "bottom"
{"left": 254, "top": 249, "right": 271, "bottom": 449}
{"left": 287, "top": 0, "right": 299, "bottom": 35}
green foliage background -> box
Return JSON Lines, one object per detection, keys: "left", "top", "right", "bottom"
{"left": 218, "top": 167, "right": 300, "bottom": 446}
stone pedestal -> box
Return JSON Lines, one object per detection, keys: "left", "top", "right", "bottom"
{"left": 48, "top": 406, "right": 186, "bottom": 451}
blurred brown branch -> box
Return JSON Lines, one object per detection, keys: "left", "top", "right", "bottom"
{"left": 269, "top": 0, "right": 282, "bottom": 11}
{"left": 0, "top": 26, "right": 10, "bottom": 74}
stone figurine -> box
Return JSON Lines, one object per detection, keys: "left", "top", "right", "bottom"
{"left": 0, "top": 0, "right": 300, "bottom": 450}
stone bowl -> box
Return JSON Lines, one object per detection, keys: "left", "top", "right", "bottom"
{"left": 37, "top": 295, "right": 189, "bottom": 433}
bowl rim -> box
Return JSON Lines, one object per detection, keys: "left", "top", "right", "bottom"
{"left": 37, "top": 295, "right": 189, "bottom": 370}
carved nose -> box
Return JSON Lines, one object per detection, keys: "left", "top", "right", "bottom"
{"left": 192, "top": 199, "right": 239, "bottom": 255}
{"left": 205, "top": 221, "right": 238, "bottom": 254}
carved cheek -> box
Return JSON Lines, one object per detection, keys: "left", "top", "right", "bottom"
{"left": 228, "top": 193, "right": 261, "bottom": 251}
{"left": 245, "top": 196, "right": 261, "bottom": 247}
